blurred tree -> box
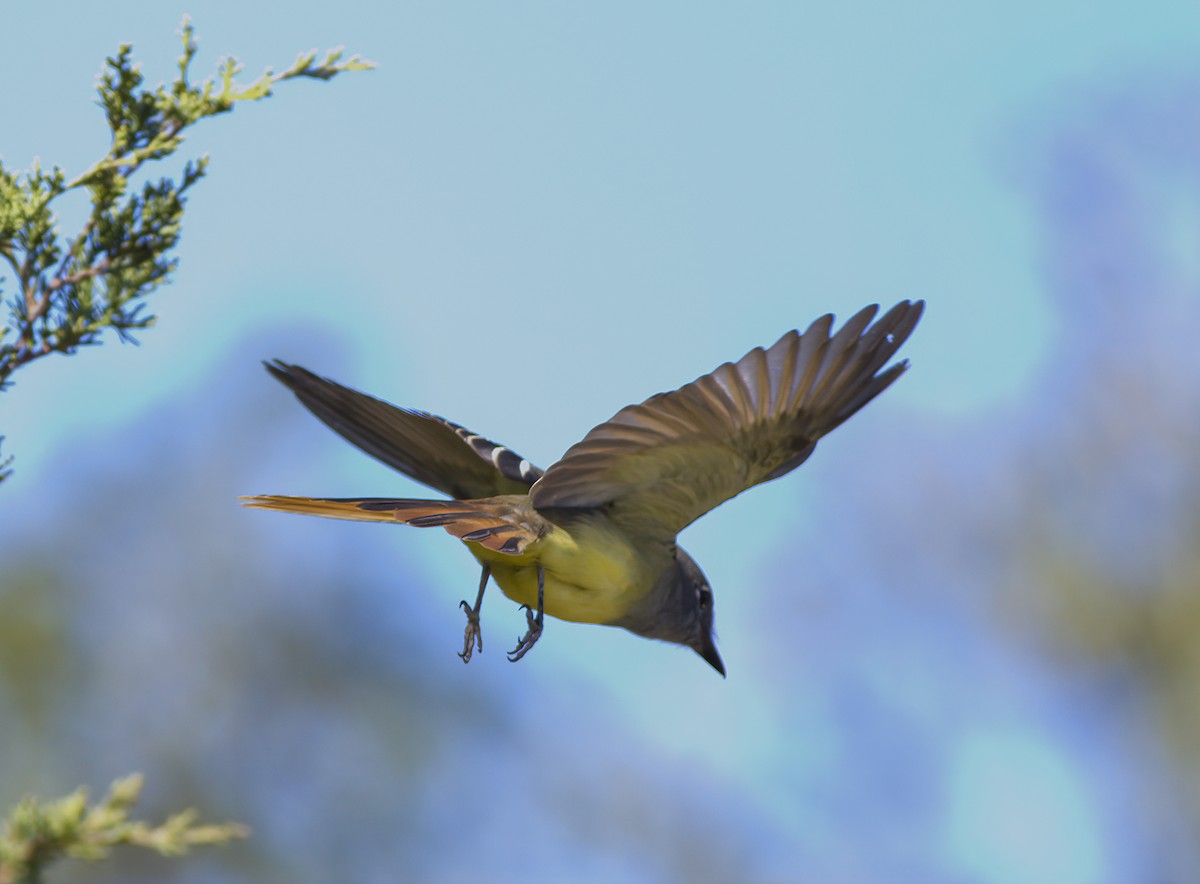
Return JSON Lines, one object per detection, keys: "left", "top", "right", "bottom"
{"left": 733, "top": 81, "right": 1200, "bottom": 883}
{"left": 1007, "top": 86, "right": 1200, "bottom": 880}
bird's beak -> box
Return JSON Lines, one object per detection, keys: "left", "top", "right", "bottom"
{"left": 694, "top": 635, "right": 726, "bottom": 678}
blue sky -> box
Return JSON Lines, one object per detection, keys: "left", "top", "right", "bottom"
{"left": 6, "top": 1, "right": 1190, "bottom": 458}
{"left": 4, "top": 1, "right": 1192, "bottom": 470}
{"left": 4, "top": 0, "right": 1085, "bottom": 464}
{"left": 4, "top": 3, "right": 1200, "bottom": 881}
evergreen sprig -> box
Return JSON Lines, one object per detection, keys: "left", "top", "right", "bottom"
{"left": 0, "top": 774, "right": 248, "bottom": 883}
{"left": 0, "top": 18, "right": 373, "bottom": 481}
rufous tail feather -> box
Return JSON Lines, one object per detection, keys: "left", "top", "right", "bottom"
{"left": 240, "top": 495, "right": 534, "bottom": 555}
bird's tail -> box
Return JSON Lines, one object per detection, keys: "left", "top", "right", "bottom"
{"left": 240, "top": 495, "right": 537, "bottom": 555}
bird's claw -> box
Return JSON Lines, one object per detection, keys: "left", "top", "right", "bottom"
{"left": 507, "top": 604, "right": 543, "bottom": 662}
{"left": 458, "top": 599, "right": 483, "bottom": 663}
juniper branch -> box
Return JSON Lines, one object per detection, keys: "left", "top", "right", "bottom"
{"left": 0, "top": 17, "right": 373, "bottom": 481}
{"left": 0, "top": 774, "right": 248, "bottom": 884}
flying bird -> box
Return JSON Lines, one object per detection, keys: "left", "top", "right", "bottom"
{"left": 242, "top": 300, "right": 924, "bottom": 675}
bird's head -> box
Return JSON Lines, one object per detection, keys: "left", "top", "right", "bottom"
{"left": 611, "top": 547, "right": 724, "bottom": 675}
{"left": 672, "top": 548, "right": 725, "bottom": 677}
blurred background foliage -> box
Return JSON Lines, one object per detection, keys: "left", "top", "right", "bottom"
{"left": 4, "top": 3, "right": 1200, "bottom": 882}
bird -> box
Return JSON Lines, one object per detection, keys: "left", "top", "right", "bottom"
{"left": 242, "top": 300, "right": 923, "bottom": 676}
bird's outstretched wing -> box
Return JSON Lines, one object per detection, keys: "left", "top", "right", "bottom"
{"left": 266, "top": 361, "right": 543, "bottom": 500}
{"left": 530, "top": 300, "right": 923, "bottom": 541}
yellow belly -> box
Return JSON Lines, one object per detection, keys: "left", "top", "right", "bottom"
{"left": 465, "top": 515, "right": 659, "bottom": 625}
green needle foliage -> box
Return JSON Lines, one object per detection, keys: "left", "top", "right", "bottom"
{"left": 0, "top": 774, "right": 248, "bottom": 883}
{"left": 0, "top": 17, "right": 373, "bottom": 482}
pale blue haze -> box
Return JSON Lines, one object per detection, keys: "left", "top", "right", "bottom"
{"left": 3, "top": 2, "right": 1199, "bottom": 881}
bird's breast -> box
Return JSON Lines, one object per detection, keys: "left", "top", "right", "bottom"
{"left": 467, "top": 512, "right": 667, "bottom": 625}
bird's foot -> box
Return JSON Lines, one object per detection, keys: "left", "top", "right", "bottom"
{"left": 458, "top": 600, "right": 483, "bottom": 663}
{"left": 507, "top": 605, "right": 543, "bottom": 662}
{"left": 457, "top": 564, "right": 490, "bottom": 664}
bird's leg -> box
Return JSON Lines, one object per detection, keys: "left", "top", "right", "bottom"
{"left": 458, "top": 563, "right": 490, "bottom": 663}
{"left": 507, "top": 564, "right": 544, "bottom": 662}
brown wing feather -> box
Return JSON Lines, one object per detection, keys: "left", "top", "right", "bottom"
{"left": 265, "top": 362, "right": 542, "bottom": 499}
{"left": 240, "top": 494, "right": 542, "bottom": 555}
{"left": 530, "top": 300, "right": 923, "bottom": 540}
